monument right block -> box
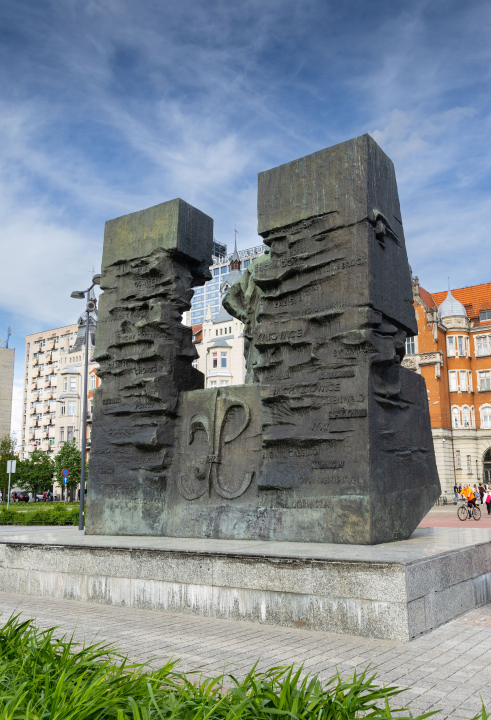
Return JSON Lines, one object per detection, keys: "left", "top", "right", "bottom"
{"left": 250, "top": 134, "right": 440, "bottom": 543}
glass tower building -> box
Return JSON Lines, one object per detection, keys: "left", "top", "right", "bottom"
{"left": 187, "top": 244, "right": 266, "bottom": 326}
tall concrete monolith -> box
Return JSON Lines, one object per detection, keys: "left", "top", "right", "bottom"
{"left": 86, "top": 199, "right": 213, "bottom": 534}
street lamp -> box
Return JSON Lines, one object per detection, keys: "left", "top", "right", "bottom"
{"left": 70, "top": 273, "right": 101, "bottom": 531}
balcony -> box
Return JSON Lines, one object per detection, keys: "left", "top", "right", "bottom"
{"left": 47, "top": 341, "right": 55, "bottom": 350}
{"left": 32, "top": 357, "right": 39, "bottom": 366}
{"left": 29, "top": 407, "right": 36, "bottom": 415}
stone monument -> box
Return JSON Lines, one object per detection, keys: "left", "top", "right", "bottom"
{"left": 86, "top": 199, "right": 213, "bottom": 534}
{"left": 86, "top": 135, "right": 441, "bottom": 544}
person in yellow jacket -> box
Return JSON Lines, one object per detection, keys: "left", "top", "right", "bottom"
{"left": 460, "top": 484, "right": 477, "bottom": 510}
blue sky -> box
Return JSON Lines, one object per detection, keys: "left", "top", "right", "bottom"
{"left": 1, "top": 0, "right": 490, "bottom": 436}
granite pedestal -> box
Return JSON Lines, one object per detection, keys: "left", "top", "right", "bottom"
{"left": 1, "top": 526, "right": 491, "bottom": 641}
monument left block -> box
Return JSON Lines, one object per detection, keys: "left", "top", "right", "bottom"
{"left": 86, "top": 199, "right": 214, "bottom": 535}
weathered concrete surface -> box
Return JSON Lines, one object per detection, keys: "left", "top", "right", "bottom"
{"left": 86, "top": 199, "right": 213, "bottom": 536}
{"left": 87, "top": 136, "right": 439, "bottom": 545}
{"left": 222, "top": 134, "right": 440, "bottom": 543}
{"left": 1, "top": 527, "right": 491, "bottom": 641}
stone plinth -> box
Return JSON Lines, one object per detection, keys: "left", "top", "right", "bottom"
{"left": 1, "top": 527, "right": 491, "bottom": 641}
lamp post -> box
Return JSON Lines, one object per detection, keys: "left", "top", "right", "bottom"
{"left": 70, "top": 273, "right": 101, "bottom": 531}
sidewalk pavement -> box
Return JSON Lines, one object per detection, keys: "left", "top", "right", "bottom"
{"left": 1, "top": 591, "right": 491, "bottom": 719}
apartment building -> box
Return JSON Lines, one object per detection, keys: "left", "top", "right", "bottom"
{"left": 403, "top": 278, "right": 491, "bottom": 492}
{"left": 20, "top": 301, "right": 99, "bottom": 467}
{"left": 0, "top": 346, "right": 15, "bottom": 438}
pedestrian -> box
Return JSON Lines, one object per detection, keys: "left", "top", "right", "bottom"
{"left": 486, "top": 490, "right": 491, "bottom": 515}
{"left": 453, "top": 483, "right": 459, "bottom": 504}
{"left": 479, "top": 484, "right": 485, "bottom": 504}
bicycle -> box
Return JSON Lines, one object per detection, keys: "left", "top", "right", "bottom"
{"left": 457, "top": 499, "right": 481, "bottom": 521}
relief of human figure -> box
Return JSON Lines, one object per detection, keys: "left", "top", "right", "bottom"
{"left": 222, "top": 248, "right": 270, "bottom": 383}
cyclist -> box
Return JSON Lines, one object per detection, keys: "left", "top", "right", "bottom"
{"left": 460, "top": 484, "right": 477, "bottom": 511}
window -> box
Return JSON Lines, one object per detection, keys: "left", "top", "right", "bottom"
{"left": 220, "top": 328, "right": 223, "bottom": 335}
{"left": 467, "top": 455, "right": 472, "bottom": 474}
{"left": 458, "top": 337, "right": 464, "bottom": 357}
{"left": 210, "top": 381, "right": 217, "bottom": 387}
{"left": 67, "top": 426, "right": 74, "bottom": 442}
{"left": 213, "top": 268, "right": 219, "bottom": 276}
{"left": 456, "top": 450, "right": 461, "bottom": 469}
{"left": 192, "top": 359, "right": 198, "bottom": 369}
{"left": 460, "top": 371, "right": 468, "bottom": 392}
{"left": 215, "top": 330, "right": 218, "bottom": 337}
{"left": 476, "top": 336, "right": 491, "bottom": 357}
{"left": 70, "top": 378, "right": 76, "bottom": 391}
{"left": 481, "top": 407, "right": 491, "bottom": 429}
{"left": 462, "top": 406, "right": 470, "bottom": 427}
{"left": 221, "top": 352, "right": 227, "bottom": 368}
{"left": 50, "top": 439, "right": 55, "bottom": 446}
{"left": 479, "top": 371, "right": 491, "bottom": 392}
{"left": 452, "top": 407, "right": 460, "bottom": 428}
{"left": 479, "top": 310, "right": 491, "bottom": 322}
{"left": 220, "top": 380, "right": 229, "bottom": 386}
{"left": 212, "top": 352, "right": 218, "bottom": 369}
{"left": 64, "top": 378, "right": 68, "bottom": 391}
{"left": 244, "top": 259, "right": 250, "bottom": 268}
{"left": 229, "top": 327, "right": 231, "bottom": 334}
{"left": 68, "top": 401, "right": 76, "bottom": 415}
{"left": 90, "top": 375, "right": 96, "bottom": 389}
{"left": 60, "top": 430, "right": 64, "bottom": 442}
{"left": 61, "top": 403, "right": 66, "bottom": 416}
{"left": 220, "top": 266, "right": 227, "bottom": 274}
{"left": 449, "top": 371, "right": 458, "bottom": 392}
{"left": 447, "top": 337, "right": 455, "bottom": 357}
{"left": 405, "top": 337, "right": 416, "bottom": 355}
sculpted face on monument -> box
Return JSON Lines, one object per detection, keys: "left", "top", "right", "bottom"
{"left": 86, "top": 135, "right": 441, "bottom": 544}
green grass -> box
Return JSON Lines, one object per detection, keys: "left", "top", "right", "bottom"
{"left": 0, "top": 503, "right": 79, "bottom": 526}
{"left": 1, "top": 614, "right": 483, "bottom": 720}
{"left": 1, "top": 502, "right": 79, "bottom": 514}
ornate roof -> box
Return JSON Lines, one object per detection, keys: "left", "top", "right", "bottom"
{"left": 433, "top": 282, "right": 491, "bottom": 327}
{"left": 437, "top": 290, "right": 467, "bottom": 319}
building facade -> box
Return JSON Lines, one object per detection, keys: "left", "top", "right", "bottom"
{"left": 183, "top": 242, "right": 265, "bottom": 326}
{"left": 191, "top": 242, "right": 249, "bottom": 387}
{"left": 403, "top": 278, "right": 491, "bottom": 492}
{"left": 0, "top": 346, "right": 15, "bottom": 439}
{"left": 20, "top": 300, "right": 100, "bottom": 474}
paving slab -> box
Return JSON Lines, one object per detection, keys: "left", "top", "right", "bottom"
{"left": 1, "top": 591, "right": 491, "bottom": 717}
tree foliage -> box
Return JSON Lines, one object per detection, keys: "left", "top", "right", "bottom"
{"left": 0, "top": 435, "right": 18, "bottom": 501}
{"left": 54, "top": 440, "right": 87, "bottom": 489}
{"left": 17, "top": 449, "right": 54, "bottom": 498}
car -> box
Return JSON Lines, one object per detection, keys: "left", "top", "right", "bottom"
{"left": 12, "top": 492, "right": 29, "bottom": 502}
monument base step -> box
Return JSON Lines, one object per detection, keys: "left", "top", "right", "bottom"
{"left": 1, "top": 527, "right": 491, "bottom": 642}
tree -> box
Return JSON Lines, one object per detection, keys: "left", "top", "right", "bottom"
{"left": 0, "top": 435, "right": 18, "bottom": 502}
{"left": 17, "top": 449, "right": 54, "bottom": 499}
{"left": 54, "top": 440, "right": 87, "bottom": 495}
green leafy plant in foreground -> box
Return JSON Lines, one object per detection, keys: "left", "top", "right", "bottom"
{"left": 0, "top": 614, "right": 487, "bottom": 720}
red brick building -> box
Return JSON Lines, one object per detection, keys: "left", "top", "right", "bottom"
{"left": 403, "top": 278, "right": 491, "bottom": 492}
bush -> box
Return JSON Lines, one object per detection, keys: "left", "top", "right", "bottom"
{"left": 26, "top": 510, "right": 47, "bottom": 525}
{"left": 0, "top": 509, "right": 17, "bottom": 525}
{"left": 0, "top": 613, "right": 472, "bottom": 720}
{"left": 52, "top": 502, "right": 68, "bottom": 514}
